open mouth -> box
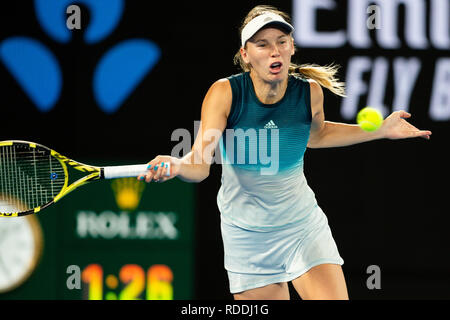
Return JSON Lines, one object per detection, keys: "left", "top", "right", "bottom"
{"left": 269, "top": 62, "right": 282, "bottom": 73}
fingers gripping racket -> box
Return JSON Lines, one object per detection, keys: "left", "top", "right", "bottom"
{"left": 0, "top": 141, "right": 170, "bottom": 217}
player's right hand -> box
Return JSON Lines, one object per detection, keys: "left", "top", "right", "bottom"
{"left": 137, "top": 155, "right": 181, "bottom": 183}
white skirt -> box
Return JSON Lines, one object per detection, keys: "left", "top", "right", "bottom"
{"left": 220, "top": 204, "right": 344, "bottom": 294}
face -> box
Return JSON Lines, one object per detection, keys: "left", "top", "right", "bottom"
{"left": 240, "top": 27, "right": 295, "bottom": 83}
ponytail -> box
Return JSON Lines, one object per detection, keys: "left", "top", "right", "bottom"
{"left": 289, "top": 63, "right": 346, "bottom": 97}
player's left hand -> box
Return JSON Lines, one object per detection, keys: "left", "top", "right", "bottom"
{"left": 380, "top": 110, "right": 432, "bottom": 140}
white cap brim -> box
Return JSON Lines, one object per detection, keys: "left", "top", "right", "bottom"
{"left": 241, "top": 12, "right": 294, "bottom": 47}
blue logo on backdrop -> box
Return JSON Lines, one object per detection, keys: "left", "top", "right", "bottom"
{"left": 0, "top": 0, "right": 161, "bottom": 114}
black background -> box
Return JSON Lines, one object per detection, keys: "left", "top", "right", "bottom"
{"left": 1, "top": 0, "right": 448, "bottom": 299}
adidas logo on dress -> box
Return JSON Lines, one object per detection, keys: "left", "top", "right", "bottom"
{"left": 264, "top": 120, "right": 278, "bottom": 129}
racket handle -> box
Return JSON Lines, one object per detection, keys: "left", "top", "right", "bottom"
{"left": 103, "top": 163, "right": 170, "bottom": 179}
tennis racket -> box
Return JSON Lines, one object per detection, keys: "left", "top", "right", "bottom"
{"left": 0, "top": 140, "right": 170, "bottom": 217}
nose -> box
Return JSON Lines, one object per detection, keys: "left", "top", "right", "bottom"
{"left": 270, "top": 44, "right": 281, "bottom": 57}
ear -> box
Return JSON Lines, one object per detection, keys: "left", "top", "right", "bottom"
{"left": 240, "top": 47, "right": 250, "bottom": 64}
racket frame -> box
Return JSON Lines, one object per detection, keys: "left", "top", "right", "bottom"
{"left": 1, "top": 141, "right": 100, "bottom": 217}
{"left": 0, "top": 140, "right": 168, "bottom": 217}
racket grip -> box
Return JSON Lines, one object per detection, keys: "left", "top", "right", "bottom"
{"left": 103, "top": 163, "right": 170, "bottom": 179}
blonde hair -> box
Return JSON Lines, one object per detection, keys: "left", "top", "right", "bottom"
{"left": 234, "top": 5, "right": 346, "bottom": 97}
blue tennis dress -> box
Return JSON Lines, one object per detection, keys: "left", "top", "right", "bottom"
{"left": 216, "top": 72, "right": 344, "bottom": 294}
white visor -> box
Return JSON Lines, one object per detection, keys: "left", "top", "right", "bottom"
{"left": 241, "top": 12, "right": 294, "bottom": 47}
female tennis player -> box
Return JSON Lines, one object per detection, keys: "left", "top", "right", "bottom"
{"left": 138, "top": 5, "right": 431, "bottom": 300}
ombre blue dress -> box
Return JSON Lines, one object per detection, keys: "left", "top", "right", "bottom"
{"left": 216, "top": 72, "right": 344, "bottom": 294}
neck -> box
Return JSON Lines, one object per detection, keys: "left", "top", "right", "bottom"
{"left": 249, "top": 70, "right": 289, "bottom": 104}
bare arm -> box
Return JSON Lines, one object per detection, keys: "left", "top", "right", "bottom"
{"left": 177, "top": 79, "right": 231, "bottom": 182}
{"left": 139, "top": 79, "right": 231, "bottom": 183}
{"left": 307, "top": 80, "right": 431, "bottom": 149}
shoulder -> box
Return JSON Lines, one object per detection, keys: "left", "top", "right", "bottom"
{"left": 210, "top": 78, "right": 232, "bottom": 92}
{"left": 207, "top": 78, "right": 232, "bottom": 102}
{"left": 203, "top": 78, "right": 233, "bottom": 117}
{"left": 289, "top": 75, "right": 322, "bottom": 103}
{"left": 307, "top": 79, "right": 324, "bottom": 106}
{"left": 302, "top": 79, "right": 324, "bottom": 121}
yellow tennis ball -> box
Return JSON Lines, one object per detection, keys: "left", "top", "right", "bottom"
{"left": 357, "top": 107, "right": 384, "bottom": 132}
{"left": 116, "top": 189, "right": 139, "bottom": 210}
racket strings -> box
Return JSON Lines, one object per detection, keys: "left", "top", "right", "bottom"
{"left": 0, "top": 145, "right": 65, "bottom": 213}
